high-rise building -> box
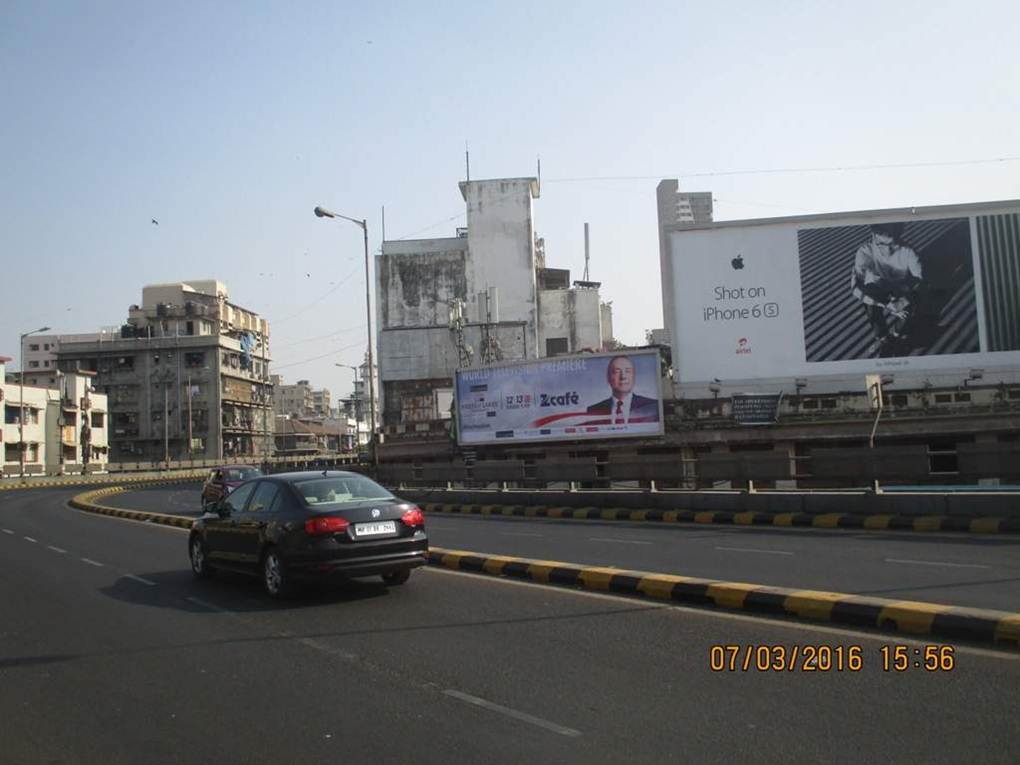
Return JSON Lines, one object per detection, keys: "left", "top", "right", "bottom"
{"left": 656, "top": 179, "right": 714, "bottom": 341}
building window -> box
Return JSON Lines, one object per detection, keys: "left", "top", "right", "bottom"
{"left": 934, "top": 393, "right": 952, "bottom": 404}
{"left": 821, "top": 399, "right": 838, "bottom": 410}
{"left": 801, "top": 399, "right": 819, "bottom": 410}
{"left": 91, "top": 412, "right": 105, "bottom": 428}
{"left": 186, "top": 321, "right": 195, "bottom": 335}
{"left": 185, "top": 351, "right": 205, "bottom": 368}
{"left": 545, "top": 337, "right": 569, "bottom": 356}
{"left": 28, "top": 344, "right": 39, "bottom": 351}
{"left": 28, "top": 361, "right": 39, "bottom": 368}
{"left": 954, "top": 392, "right": 971, "bottom": 403}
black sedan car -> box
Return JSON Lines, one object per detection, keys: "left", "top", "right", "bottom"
{"left": 189, "top": 471, "right": 428, "bottom": 597}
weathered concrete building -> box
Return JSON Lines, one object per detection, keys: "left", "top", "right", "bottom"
{"left": 55, "top": 281, "right": 272, "bottom": 462}
{"left": 376, "top": 176, "right": 613, "bottom": 431}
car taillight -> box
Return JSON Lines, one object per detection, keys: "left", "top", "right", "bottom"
{"left": 305, "top": 516, "right": 350, "bottom": 535}
{"left": 401, "top": 506, "right": 425, "bottom": 528}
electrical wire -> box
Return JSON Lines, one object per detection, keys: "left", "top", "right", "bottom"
{"left": 545, "top": 155, "right": 1020, "bottom": 183}
{"left": 272, "top": 267, "right": 361, "bottom": 324}
{"left": 271, "top": 339, "right": 368, "bottom": 371}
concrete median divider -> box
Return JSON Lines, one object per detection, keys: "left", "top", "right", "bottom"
{"left": 428, "top": 548, "right": 1020, "bottom": 649}
{"left": 69, "top": 483, "right": 198, "bottom": 529}
{"left": 418, "top": 502, "right": 1020, "bottom": 535}
{"left": 67, "top": 484, "right": 1020, "bottom": 648}
{"left": 2, "top": 471, "right": 206, "bottom": 492}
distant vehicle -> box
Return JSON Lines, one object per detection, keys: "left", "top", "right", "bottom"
{"left": 189, "top": 471, "right": 428, "bottom": 597}
{"left": 200, "top": 465, "right": 263, "bottom": 505}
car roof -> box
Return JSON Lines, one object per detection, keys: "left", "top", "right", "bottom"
{"left": 267, "top": 470, "right": 370, "bottom": 483}
{"left": 217, "top": 464, "right": 261, "bottom": 471}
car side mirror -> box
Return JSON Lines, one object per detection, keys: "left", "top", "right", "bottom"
{"left": 216, "top": 503, "right": 231, "bottom": 518}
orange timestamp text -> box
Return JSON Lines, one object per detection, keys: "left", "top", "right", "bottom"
{"left": 709, "top": 644, "right": 956, "bottom": 673}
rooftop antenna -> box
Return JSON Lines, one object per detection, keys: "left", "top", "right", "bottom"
{"left": 537, "top": 156, "right": 541, "bottom": 192}
{"left": 465, "top": 142, "right": 470, "bottom": 182}
{"left": 583, "top": 222, "right": 590, "bottom": 281}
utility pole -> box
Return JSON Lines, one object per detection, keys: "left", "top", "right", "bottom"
{"left": 19, "top": 326, "right": 49, "bottom": 478}
{"left": 187, "top": 373, "right": 193, "bottom": 458}
{"left": 164, "top": 384, "right": 169, "bottom": 464}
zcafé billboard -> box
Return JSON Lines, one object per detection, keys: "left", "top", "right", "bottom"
{"left": 455, "top": 350, "right": 664, "bottom": 446}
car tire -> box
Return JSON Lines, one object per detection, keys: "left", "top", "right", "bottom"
{"left": 190, "top": 535, "right": 215, "bottom": 579}
{"left": 382, "top": 569, "right": 411, "bottom": 586}
{"left": 261, "top": 547, "right": 293, "bottom": 599}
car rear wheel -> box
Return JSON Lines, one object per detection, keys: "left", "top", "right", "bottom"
{"left": 382, "top": 569, "right": 411, "bottom": 586}
{"left": 190, "top": 536, "right": 215, "bottom": 579}
{"left": 262, "top": 547, "right": 293, "bottom": 598}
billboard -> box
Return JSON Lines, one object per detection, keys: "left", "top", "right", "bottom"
{"left": 667, "top": 202, "right": 1020, "bottom": 383}
{"left": 455, "top": 350, "right": 664, "bottom": 445}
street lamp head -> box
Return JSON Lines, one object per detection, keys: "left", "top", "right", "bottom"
{"left": 38, "top": 326, "right": 51, "bottom": 333}
{"left": 314, "top": 206, "right": 332, "bottom": 218}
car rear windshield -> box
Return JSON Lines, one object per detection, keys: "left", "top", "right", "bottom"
{"left": 225, "top": 467, "right": 262, "bottom": 482}
{"left": 294, "top": 475, "right": 393, "bottom": 506}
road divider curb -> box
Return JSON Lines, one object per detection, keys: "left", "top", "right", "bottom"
{"left": 420, "top": 502, "right": 1020, "bottom": 535}
{"left": 428, "top": 547, "right": 1020, "bottom": 649}
{"left": 2, "top": 472, "right": 205, "bottom": 492}
{"left": 70, "top": 485, "right": 196, "bottom": 530}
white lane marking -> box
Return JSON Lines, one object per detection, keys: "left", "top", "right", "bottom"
{"left": 2, "top": 528, "right": 14, "bottom": 535}
{"left": 442, "top": 689, "right": 582, "bottom": 738}
{"left": 24, "top": 536, "right": 38, "bottom": 543}
{"left": 715, "top": 546, "right": 794, "bottom": 556}
{"left": 499, "top": 531, "right": 544, "bottom": 538}
{"left": 884, "top": 558, "right": 990, "bottom": 570}
{"left": 124, "top": 574, "right": 157, "bottom": 586}
{"left": 81, "top": 557, "right": 104, "bottom": 567}
{"left": 186, "top": 596, "right": 225, "bottom": 612}
{"left": 47, "top": 545, "right": 67, "bottom": 554}
{"left": 424, "top": 567, "right": 1020, "bottom": 663}
{"left": 588, "top": 537, "right": 652, "bottom": 545}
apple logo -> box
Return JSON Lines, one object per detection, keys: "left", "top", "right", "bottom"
{"left": 731, "top": 254, "right": 744, "bottom": 270}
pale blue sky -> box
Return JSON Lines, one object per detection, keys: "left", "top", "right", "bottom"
{"left": 3, "top": 0, "right": 1018, "bottom": 398}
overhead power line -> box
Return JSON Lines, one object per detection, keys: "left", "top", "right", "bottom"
{"left": 545, "top": 155, "right": 1020, "bottom": 183}
{"left": 272, "top": 339, "right": 367, "bottom": 371}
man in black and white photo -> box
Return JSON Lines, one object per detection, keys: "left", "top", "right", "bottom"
{"left": 586, "top": 355, "right": 660, "bottom": 424}
{"left": 849, "top": 222, "right": 924, "bottom": 356}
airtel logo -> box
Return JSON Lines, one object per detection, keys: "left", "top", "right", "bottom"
{"left": 735, "top": 337, "right": 752, "bottom": 355}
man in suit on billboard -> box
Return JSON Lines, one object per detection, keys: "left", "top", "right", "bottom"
{"left": 586, "top": 355, "right": 660, "bottom": 424}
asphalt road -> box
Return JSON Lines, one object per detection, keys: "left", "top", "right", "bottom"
{"left": 111, "top": 484, "right": 1020, "bottom": 612}
{"left": 2, "top": 485, "right": 1019, "bottom": 764}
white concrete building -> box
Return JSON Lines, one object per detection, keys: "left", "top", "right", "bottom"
{"left": 2, "top": 357, "right": 109, "bottom": 475}
{"left": 376, "top": 176, "right": 613, "bottom": 428}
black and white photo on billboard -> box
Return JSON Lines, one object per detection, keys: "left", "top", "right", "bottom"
{"left": 798, "top": 218, "right": 979, "bottom": 361}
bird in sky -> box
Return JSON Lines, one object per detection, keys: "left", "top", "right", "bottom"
{"left": 151, "top": 218, "right": 159, "bottom": 226}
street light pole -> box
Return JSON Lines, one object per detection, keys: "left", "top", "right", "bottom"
{"left": 315, "top": 206, "right": 379, "bottom": 467}
{"left": 19, "top": 326, "right": 50, "bottom": 478}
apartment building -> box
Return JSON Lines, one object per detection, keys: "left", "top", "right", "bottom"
{"left": 55, "top": 280, "right": 272, "bottom": 462}
{"left": 2, "top": 357, "right": 109, "bottom": 475}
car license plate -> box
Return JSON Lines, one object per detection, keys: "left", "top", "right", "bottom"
{"left": 354, "top": 521, "right": 396, "bottom": 537}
